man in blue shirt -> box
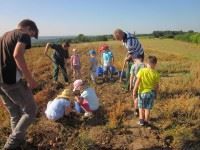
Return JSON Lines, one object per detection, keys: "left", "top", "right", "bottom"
{"left": 113, "top": 29, "right": 144, "bottom": 60}
{"left": 113, "top": 28, "right": 144, "bottom": 90}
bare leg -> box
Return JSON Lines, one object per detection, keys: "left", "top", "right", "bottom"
{"left": 134, "top": 98, "right": 138, "bottom": 109}
{"left": 144, "top": 109, "right": 150, "bottom": 123}
{"left": 139, "top": 108, "right": 144, "bottom": 120}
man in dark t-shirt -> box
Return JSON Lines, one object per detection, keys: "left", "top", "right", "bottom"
{"left": 44, "top": 42, "right": 70, "bottom": 83}
{"left": 0, "top": 19, "right": 39, "bottom": 149}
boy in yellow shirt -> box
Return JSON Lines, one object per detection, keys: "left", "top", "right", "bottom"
{"left": 133, "top": 56, "right": 160, "bottom": 126}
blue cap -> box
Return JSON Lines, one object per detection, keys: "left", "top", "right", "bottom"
{"left": 89, "top": 49, "right": 96, "bottom": 55}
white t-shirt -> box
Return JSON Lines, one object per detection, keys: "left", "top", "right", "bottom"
{"left": 81, "top": 88, "right": 99, "bottom": 110}
{"left": 45, "top": 98, "right": 70, "bottom": 120}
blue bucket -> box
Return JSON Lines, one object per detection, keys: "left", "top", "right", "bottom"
{"left": 96, "top": 66, "right": 103, "bottom": 76}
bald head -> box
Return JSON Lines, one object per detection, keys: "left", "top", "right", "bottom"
{"left": 113, "top": 28, "right": 124, "bottom": 40}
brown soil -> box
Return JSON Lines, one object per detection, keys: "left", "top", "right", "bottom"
{"left": 0, "top": 48, "right": 171, "bottom": 150}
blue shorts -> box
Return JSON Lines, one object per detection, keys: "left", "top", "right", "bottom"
{"left": 138, "top": 91, "right": 156, "bottom": 109}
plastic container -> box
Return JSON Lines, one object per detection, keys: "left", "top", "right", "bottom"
{"left": 96, "top": 66, "right": 103, "bottom": 76}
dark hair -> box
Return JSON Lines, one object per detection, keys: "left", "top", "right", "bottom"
{"left": 73, "top": 90, "right": 81, "bottom": 96}
{"left": 148, "top": 56, "right": 157, "bottom": 64}
{"left": 17, "top": 19, "right": 39, "bottom": 39}
{"left": 62, "top": 41, "right": 70, "bottom": 48}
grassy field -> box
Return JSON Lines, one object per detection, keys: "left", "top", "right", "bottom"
{"left": 0, "top": 39, "right": 200, "bottom": 150}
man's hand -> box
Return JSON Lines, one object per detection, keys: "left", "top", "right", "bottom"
{"left": 13, "top": 42, "right": 38, "bottom": 89}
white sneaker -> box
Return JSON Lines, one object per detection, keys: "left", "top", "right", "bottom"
{"left": 84, "top": 112, "right": 93, "bottom": 117}
{"left": 137, "top": 119, "right": 144, "bottom": 126}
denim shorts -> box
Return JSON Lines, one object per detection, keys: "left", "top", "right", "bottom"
{"left": 138, "top": 91, "right": 156, "bottom": 109}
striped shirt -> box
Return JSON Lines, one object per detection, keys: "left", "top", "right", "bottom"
{"left": 123, "top": 32, "right": 144, "bottom": 56}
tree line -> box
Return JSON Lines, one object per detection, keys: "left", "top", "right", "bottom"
{"left": 151, "top": 30, "right": 200, "bottom": 44}
{"left": 32, "top": 30, "right": 200, "bottom": 47}
{"left": 32, "top": 34, "right": 112, "bottom": 47}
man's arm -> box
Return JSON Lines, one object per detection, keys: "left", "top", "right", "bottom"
{"left": 44, "top": 43, "right": 52, "bottom": 56}
{"left": 13, "top": 42, "right": 37, "bottom": 89}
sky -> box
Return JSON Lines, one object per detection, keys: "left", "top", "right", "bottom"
{"left": 0, "top": 0, "right": 200, "bottom": 36}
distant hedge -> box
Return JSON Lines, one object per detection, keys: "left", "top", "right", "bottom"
{"left": 151, "top": 30, "right": 200, "bottom": 44}
{"left": 152, "top": 31, "right": 184, "bottom": 38}
{"left": 32, "top": 34, "right": 112, "bottom": 47}
{"left": 175, "top": 33, "right": 200, "bottom": 44}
